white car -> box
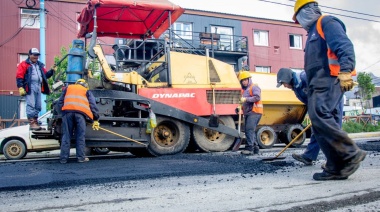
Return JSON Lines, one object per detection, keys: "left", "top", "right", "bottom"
{"left": 0, "top": 111, "right": 109, "bottom": 160}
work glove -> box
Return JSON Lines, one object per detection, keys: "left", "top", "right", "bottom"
{"left": 240, "top": 97, "right": 247, "bottom": 103}
{"left": 235, "top": 106, "right": 240, "bottom": 114}
{"left": 92, "top": 120, "right": 100, "bottom": 130}
{"left": 50, "top": 66, "right": 57, "bottom": 72}
{"left": 19, "top": 87, "right": 26, "bottom": 96}
{"left": 337, "top": 72, "right": 354, "bottom": 92}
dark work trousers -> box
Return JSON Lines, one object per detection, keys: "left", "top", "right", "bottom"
{"left": 303, "top": 100, "right": 344, "bottom": 161}
{"left": 244, "top": 112, "right": 262, "bottom": 150}
{"left": 306, "top": 67, "right": 359, "bottom": 174}
{"left": 60, "top": 112, "right": 87, "bottom": 161}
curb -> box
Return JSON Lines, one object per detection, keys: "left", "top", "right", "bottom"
{"left": 348, "top": 132, "right": 380, "bottom": 139}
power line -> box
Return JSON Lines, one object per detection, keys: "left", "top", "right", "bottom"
{"left": 360, "top": 59, "right": 380, "bottom": 72}
{"left": 258, "top": 0, "right": 380, "bottom": 23}
{"left": 0, "top": 15, "right": 39, "bottom": 48}
{"left": 11, "top": 0, "right": 24, "bottom": 6}
{"left": 46, "top": 1, "right": 77, "bottom": 25}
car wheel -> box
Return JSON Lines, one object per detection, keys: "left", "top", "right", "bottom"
{"left": 3, "top": 139, "right": 27, "bottom": 160}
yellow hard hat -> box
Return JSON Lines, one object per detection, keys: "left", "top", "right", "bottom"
{"left": 293, "top": 0, "right": 317, "bottom": 21}
{"left": 76, "top": 78, "right": 88, "bottom": 88}
{"left": 238, "top": 71, "right": 251, "bottom": 81}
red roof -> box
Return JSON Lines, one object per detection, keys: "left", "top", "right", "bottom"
{"left": 77, "top": 0, "right": 185, "bottom": 39}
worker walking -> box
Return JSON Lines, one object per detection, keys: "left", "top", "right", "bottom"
{"left": 276, "top": 68, "right": 343, "bottom": 165}
{"left": 57, "top": 79, "right": 100, "bottom": 163}
{"left": 293, "top": 0, "right": 366, "bottom": 180}
{"left": 16, "top": 48, "right": 55, "bottom": 130}
{"left": 238, "top": 71, "right": 263, "bottom": 155}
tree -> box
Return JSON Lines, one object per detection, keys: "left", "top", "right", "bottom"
{"left": 46, "top": 46, "right": 69, "bottom": 110}
{"left": 357, "top": 72, "right": 375, "bottom": 110}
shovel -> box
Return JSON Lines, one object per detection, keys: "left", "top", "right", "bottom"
{"left": 261, "top": 123, "right": 312, "bottom": 161}
{"left": 208, "top": 83, "right": 219, "bottom": 127}
{"left": 232, "top": 104, "right": 243, "bottom": 151}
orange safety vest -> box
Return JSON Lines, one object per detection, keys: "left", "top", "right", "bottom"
{"left": 248, "top": 84, "right": 263, "bottom": 114}
{"left": 316, "top": 15, "right": 356, "bottom": 76}
{"left": 62, "top": 84, "right": 94, "bottom": 120}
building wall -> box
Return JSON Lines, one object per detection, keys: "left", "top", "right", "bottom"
{"left": 0, "top": 0, "right": 87, "bottom": 95}
{"left": 177, "top": 14, "right": 242, "bottom": 36}
{"left": 242, "top": 21, "right": 306, "bottom": 73}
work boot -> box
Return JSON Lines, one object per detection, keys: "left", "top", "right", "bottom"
{"left": 253, "top": 146, "right": 260, "bottom": 155}
{"left": 313, "top": 171, "right": 348, "bottom": 181}
{"left": 340, "top": 150, "right": 367, "bottom": 177}
{"left": 292, "top": 153, "right": 312, "bottom": 166}
{"left": 241, "top": 147, "right": 253, "bottom": 155}
{"left": 29, "top": 118, "right": 41, "bottom": 131}
{"left": 59, "top": 159, "right": 67, "bottom": 164}
{"left": 78, "top": 157, "right": 90, "bottom": 163}
{"left": 34, "top": 117, "right": 46, "bottom": 130}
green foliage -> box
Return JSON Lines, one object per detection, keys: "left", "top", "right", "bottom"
{"left": 357, "top": 72, "right": 375, "bottom": 109}
{"left": 342, "top": 121, "right": 380, "bottom": 133}
{"left": 47, "top": 46, "right": 70, "bottom": 110}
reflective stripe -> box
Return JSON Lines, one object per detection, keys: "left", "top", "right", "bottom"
{"left": 63, "top": 101, "right": 91, "bottom": 110}
{"left": 65, "top": 95, "right": 88, "bottom": 102}
{"left": 317, "top": 16, "right": 356, "bottom": 77}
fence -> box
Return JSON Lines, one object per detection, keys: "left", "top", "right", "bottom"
{"left": 303, "top": 115, "right": 374, "bottom": 126}
{"left": 0, "top": 117, "right": 28, "bottom": 130}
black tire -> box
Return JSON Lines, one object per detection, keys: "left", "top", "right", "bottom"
{"left": 279, "top": 124, "right": 306, "bottom": 148}
{"left": 3, "top": 139, "right": 27, "bottom": 160}
{"left": 256, "top": 126, "right": 277, "bottom": 149}
{"left": 192, "top": 116, "right": 235, "bottom": 152}
{"left": 129, "top": 148, "right": 154, "bottom": 157}
{"left": 147, "top": 116, "right": 190, "bottom": 156}
{"left": 92, "top": 147, "right": 111, "bottom": 155}
{"left": 357, "top": 140, "right": 380, "bottom": 152}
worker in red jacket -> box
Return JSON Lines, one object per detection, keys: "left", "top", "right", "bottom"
{"left": 16, "top": 48, "right": 55, "bottom": 130}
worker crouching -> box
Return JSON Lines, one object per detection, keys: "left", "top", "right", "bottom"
{"left": 57, "top": 79, "right": 100, "bottom": 163}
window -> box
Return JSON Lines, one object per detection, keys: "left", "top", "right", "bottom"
{"left": 211, "top": 26, "right": 233, "bottom": 50}
{"left": 77, "top": 12, "right": 81, "bottom": 31}
{"left": 253, "top": 30, "right": 268, "bottom": 46}
{"left": 19, "top": 54, "right": 28, "bottom": 64}
{"left": 255, "top": 66, "right": 271, "bottom": 73}
{"left": 289, "top": 34, "right": 303, "bottom": 49}
{"left": 173, "top": 22, "right": 193, "bottom": 40}
{"left": 21, "top": 8, "right": 40, "bottom": 29}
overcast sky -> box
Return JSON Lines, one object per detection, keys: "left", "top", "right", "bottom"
{"left": 170, "top": 0, "right": 380, "bottom": 77}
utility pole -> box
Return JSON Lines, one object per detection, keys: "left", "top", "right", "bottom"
{"left": 40, "top": 0, "right": 47, "bottom": 115}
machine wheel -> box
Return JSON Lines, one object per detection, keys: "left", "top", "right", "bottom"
{"left": 256, "top": 126, "right": 277, "bottom": 149}
{"left": 192, "top": 116, "right": 235, "bottom": 152}
{"left": 3, "top": 139, "right": 27, "bottom": 160}
{"left": 147, "top": 116, "right": 190, "bottom": 156}
{"left": 279, "top": 124, "right": 306, "bottom": 147}
{"left": 129, "top": 148, "right": 154, "bottom": 157}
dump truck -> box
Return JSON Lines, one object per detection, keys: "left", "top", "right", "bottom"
{"left": 33, "top": 0, "right": 307, "bottom": 157}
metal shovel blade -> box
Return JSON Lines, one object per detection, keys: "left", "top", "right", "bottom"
{"left": 261, "top": 156, "right": 287, "bottom": 161}
{"left": 232, "top": 138, "right": 242, "bottom": 151}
